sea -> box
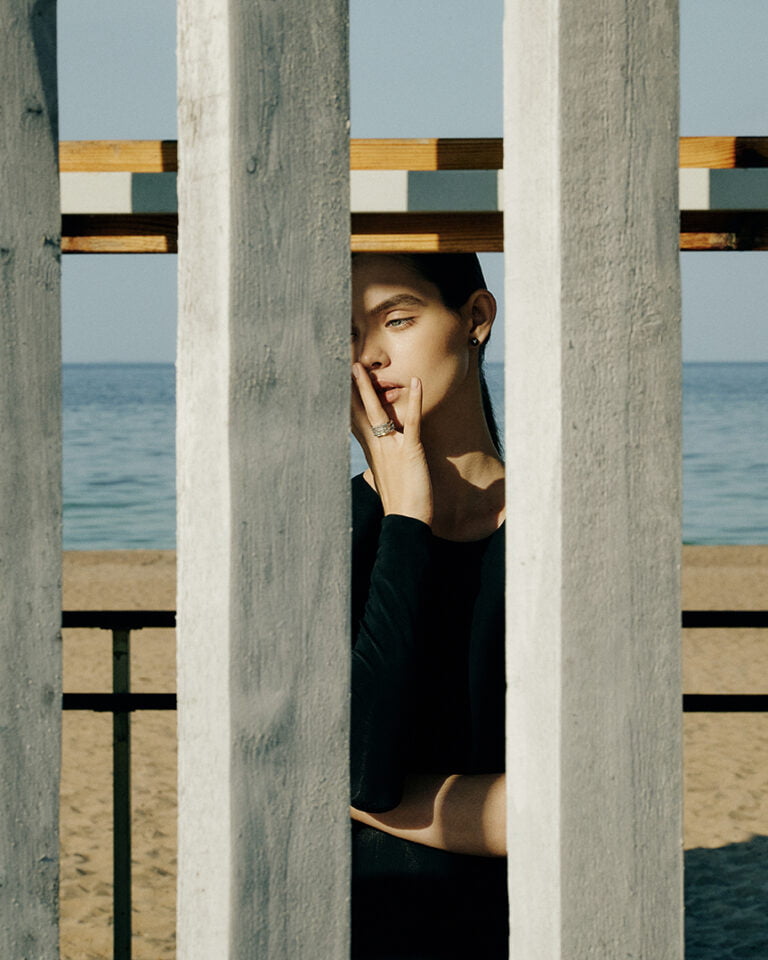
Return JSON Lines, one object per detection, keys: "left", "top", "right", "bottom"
{"left": 62, "top": 361, "right": 767, "bottom": 549}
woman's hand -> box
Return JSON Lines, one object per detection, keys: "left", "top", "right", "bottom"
{"left": 351, "top": 773, "right": 507, "bottom": 858}
{"left": 351, "top": 363, "right": 433, "bottom": 527}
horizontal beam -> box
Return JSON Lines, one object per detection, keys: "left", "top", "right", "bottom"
{"left": 59, "top": 138, "right": 768, "bottom": 173}
{"left": 62, "top": 693, "right": 177, "bottom": 711}
{"left": 59, "top": 138, "right": 503, "bottom": 172}
{"left": 61, "top": 214, "right": 177, "bottom": 253}
{"left": 351, "top": 211, "right": 503, "bottom": 251}
{"left": 680, "top": 210, "right": 768, "bottom": 251}
{"left": 683, "top": 694, "right": 768, "bottom": 712}
{"left": 61, "top": 693, "right": 768, "bottom": 713}
{"left": 62, "top": 610, "right": 176, "bottom": 629}
{"left": 60, "top": 140, "right": 178, "bottom": 172}
{"left": 679, "top": 137, "right": 768, "bottom": 169}
{"left": 62, "top": 211, "right": 768, "bottom": 253}
{"left": 682, "top": 610, "right": 768, "bottom": 628}
{"left": 350, "top": 138, "right": 503, "bottom": 170}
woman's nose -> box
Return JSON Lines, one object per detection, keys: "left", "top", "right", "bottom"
{"left": 355, "top": 336, "right": 387, "bottom": 371}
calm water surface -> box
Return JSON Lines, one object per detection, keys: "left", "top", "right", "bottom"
{"left": 63, "top": 362, "right": 766, "bottom": 548}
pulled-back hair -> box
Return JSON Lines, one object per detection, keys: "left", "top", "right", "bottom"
{"left": 355, "top": 253, "right": 502, "bottom": 456}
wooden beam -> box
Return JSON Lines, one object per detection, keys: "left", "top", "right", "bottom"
{"left": 61, "top": 214, "right": 177, "bottom": 253}
{"left": 351, "top": 212, "right": 503, "bottom": 251}
{"left": 680, "top": 136, "right": 768, "bottom": 169}
{"left": 680, "top": 210, "right": 768, "bottom": 250}
{"left": 61, "top": 137, "right": 768, "bottom": 174}
{"left": 60, "top": 210, "right": 768, "bottom": 253}
{"left": 60, "top": 140, "right": 178, "bottom": 172}
{"left": 350, "top": 137, "right": 503, "bottom": 170}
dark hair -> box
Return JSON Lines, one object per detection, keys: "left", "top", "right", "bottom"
{"left": 359, "top": 253, "right": 502, "bottom": 456}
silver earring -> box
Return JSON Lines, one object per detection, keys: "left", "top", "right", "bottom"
{"left": 469, "top": 337, "right": 480, "bottom": 347}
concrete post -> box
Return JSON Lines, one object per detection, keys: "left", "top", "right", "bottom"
{"left": 0, "top": 1, "right": 62, "bottom": 956}
{"left": 503, "top": 1, "right": 683, "bottom": 957}
{"left": 176, "top": 1, "right": 350, "bottom": 957}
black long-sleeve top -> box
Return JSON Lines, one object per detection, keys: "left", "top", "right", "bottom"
{"left": 350, "top": 473, "right": 508, "bottom": 959}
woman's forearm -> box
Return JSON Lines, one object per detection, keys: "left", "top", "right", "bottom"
{"left": 351, "top": 772, "right": 506, "bottom": 857}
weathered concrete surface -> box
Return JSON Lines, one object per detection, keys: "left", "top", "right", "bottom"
{"left": 503, "top": 0, "right": 683, "bottom": 957}
{"left": 176, "top": 1, "right": 350, "bottom": 957}
{"left": 0, "top": 1, "right": 62, "bottom": 957}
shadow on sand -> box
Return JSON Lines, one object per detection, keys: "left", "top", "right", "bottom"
{"left": 685, "top": 835, "right": 768, "bottom": 959}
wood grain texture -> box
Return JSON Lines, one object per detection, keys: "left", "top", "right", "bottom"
{"left": 61, "top": 214, "right": 177, "bottom": 253}
{"left": 0, "top": 1, "right": 62, "bottom": 956}
{"left": 61, "top": 211, "right": 768, "bottom": 253}
{"left": 60, "top": 140, "right": 178, "bottom": 171}
{"left": 680, "top": 210, "right": 768, "bottom": 250}
{"left": 680, "top": 137, "right": 768, "bottom": 169}
{"left": 350, "top": 137, "right": 503, "bottom": 169}
{"left": 351, "top": 211, "right": 503, "bottom": 251}
{"left": 59, "top": 137, "right": 768, "bottom": 177}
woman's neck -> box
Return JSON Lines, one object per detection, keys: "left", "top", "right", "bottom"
{"left": 426, "top": 446, "right": 505, "bottom": 541}
{"left": 419, "top": 390, "right": 505, "bottom": 540}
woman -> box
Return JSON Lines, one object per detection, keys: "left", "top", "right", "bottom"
{"left": 349, "top": 253, "right": 508, "bottom": 958}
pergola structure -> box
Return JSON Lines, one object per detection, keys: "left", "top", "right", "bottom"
{"left": 0, "top": 0, "right": 714, "bottom": 955}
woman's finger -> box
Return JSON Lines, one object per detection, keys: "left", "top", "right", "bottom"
{"left": 404, "top": 376, "right": 422, "bottom": 444}
{"left": 352, "top": 363, "right": 390, "bottom": 428}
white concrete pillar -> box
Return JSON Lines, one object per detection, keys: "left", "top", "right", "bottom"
{"left": 503, "top": 1, "right": 683, "bottom": 957}
{"left": 0, "top": 1, "right": 62, "bottom": 956}
{"left": 176, "top": 1, "right": 350, "bottom": 957}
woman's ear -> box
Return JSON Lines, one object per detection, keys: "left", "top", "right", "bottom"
{"left": 465, "top": 290, "right": 497, "bottom": 346}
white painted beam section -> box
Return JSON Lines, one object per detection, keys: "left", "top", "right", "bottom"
{"left": 63, "top": 170, "right": 498, "bottom": 212}
{"left": 503, "top": 1, "right": 683, "bottom": 958}
{"left": 0, "top": 1, "right": 62, "bottom": 957}
{"left": 679, "top": 169, "right": 709, "bottom": 210}
{"left": 177, "top": 1, "right": 350, "bottom": 957}
{"left": 61, "top": 172, "right": 133, "bottom": 212}
{"left": 61, "top": 169, "right": 768, "bottom": 215}
{"left": 350, "top": 170, "right": 408, "bottom": 210}
{"left": 61, "top": 172, "right": 178, "bottom": 213}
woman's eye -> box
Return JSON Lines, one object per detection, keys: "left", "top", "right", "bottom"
{"left": 385, "top": 316, "right": 415, "bottom": 329}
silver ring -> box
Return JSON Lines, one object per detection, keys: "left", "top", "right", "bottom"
{"left": 371, "top": 419, "right": 396, "bottom": 438}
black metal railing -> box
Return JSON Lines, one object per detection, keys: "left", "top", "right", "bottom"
{"left": 61, "top": 607, "right": 767, "bottom": 959}
{"left": 62, "top": 611, "right": 176, "bottom": 960}
{"left": 682, "top": 610, "right": 768, "bottom": 712}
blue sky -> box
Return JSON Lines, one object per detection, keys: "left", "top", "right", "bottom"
{"left": 59, "top": 0, "right": 768, "bottom": 363}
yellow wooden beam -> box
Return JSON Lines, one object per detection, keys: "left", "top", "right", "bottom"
{"left": 350, "top": 138, "right": 503, "bottom": 170}
{"left": 60, "top": 140, "right": 178, "bottom": 173}
{"left": 60, "top": 137, "right": 768, "bottom": 173}
{"left": 679, "top": 137, "right": 768, "bottom": 169}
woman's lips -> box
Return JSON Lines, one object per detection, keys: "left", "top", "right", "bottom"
{"left": 373, "top": 382, "right": 403, "bottom": 404}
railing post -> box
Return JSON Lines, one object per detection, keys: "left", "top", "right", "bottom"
{"left": 503, "top": 0, "right": 683, "bottom": 956}
{"left": 112, "top": 628, "right": 132, "bottom": 960}
{"left": 0, "top": 2, "right": 62, "bottom": 957}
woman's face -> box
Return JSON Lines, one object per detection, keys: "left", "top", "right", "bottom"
{"left": 351, "top": 256, "right": 476, "bottom": 428}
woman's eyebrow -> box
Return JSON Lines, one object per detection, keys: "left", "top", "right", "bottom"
{"left": 370, "top": 294, "right": 426, "bottom": 316}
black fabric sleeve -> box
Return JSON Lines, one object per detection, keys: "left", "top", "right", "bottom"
{"left": 350, "top": 514, "right": 433, "bottom": 813}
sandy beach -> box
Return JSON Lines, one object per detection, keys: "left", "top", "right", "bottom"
{"left": 60, "top": 546, "right": 768, "bottom": 958}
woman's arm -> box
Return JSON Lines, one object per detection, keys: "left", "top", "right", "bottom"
{"left": 351, "top": 772, "right": 506, "bottom": 858}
